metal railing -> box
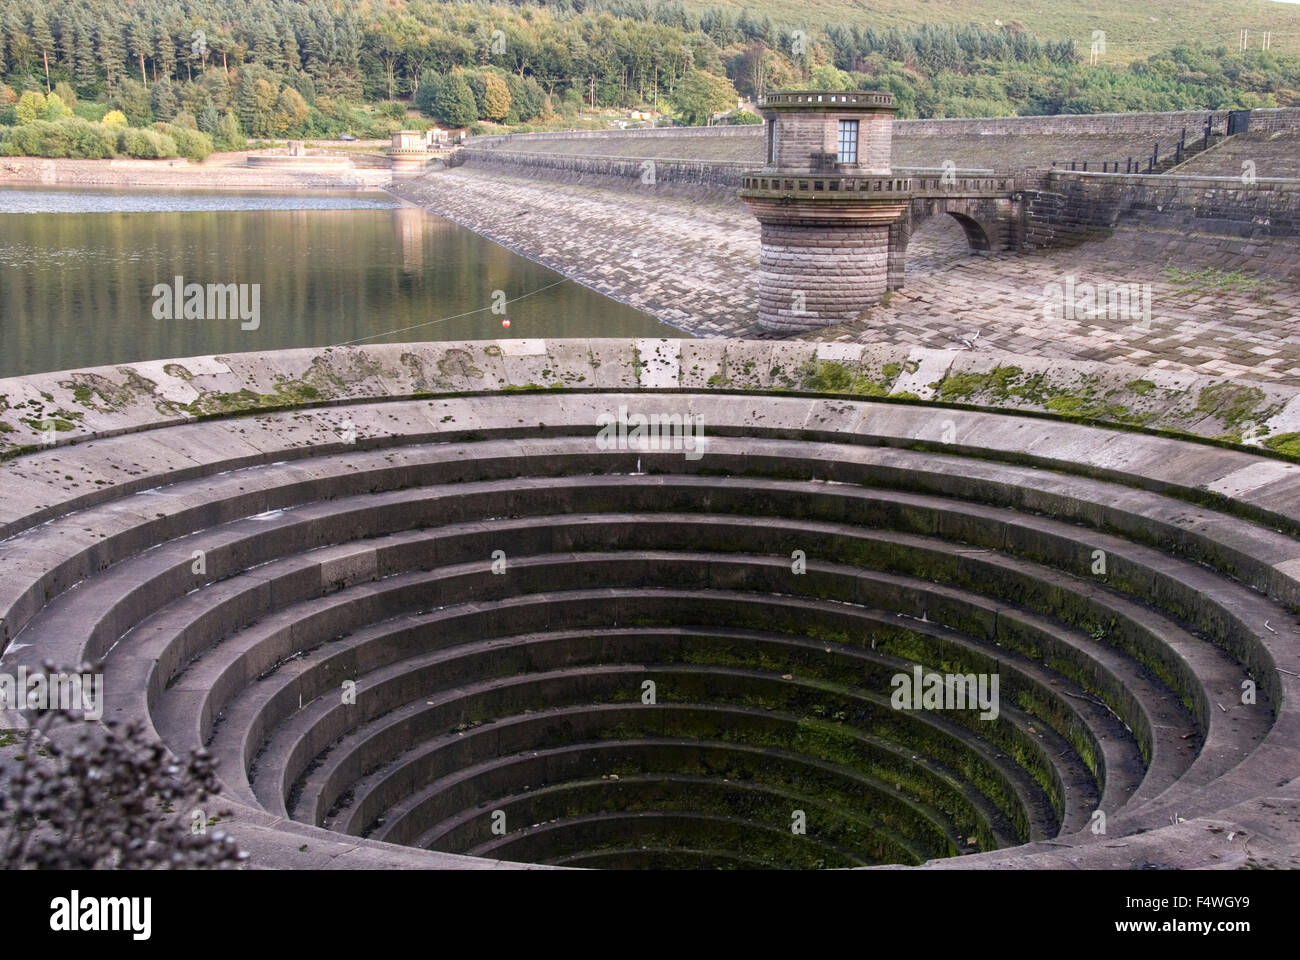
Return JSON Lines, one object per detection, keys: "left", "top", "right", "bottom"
{"left": 1050, "top": 115, "right": 1218, "bottom": 174}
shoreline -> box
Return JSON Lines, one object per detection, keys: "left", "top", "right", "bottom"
{"left": 0, "top": 152, "right": 392, "bottom": 191}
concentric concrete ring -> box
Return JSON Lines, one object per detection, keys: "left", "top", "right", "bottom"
{"left": 2, "top": 339, "right": 1298, "bottom": 869}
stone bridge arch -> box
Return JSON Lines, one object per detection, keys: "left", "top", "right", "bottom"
{"left": 887, "top": 195, "right": 1018, "bottom": 290}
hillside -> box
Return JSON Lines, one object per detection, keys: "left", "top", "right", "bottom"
{"left": 680, "top": 0, "right": 1300, "bottom": 62}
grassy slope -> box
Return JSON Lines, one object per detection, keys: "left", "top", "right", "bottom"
{"left": 688, "top": 0, "right": 1300, "bottom": 62}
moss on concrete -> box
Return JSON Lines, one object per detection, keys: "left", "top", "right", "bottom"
{"left": 184, "top": 378, "right": 326, "bottom": 416}
{"left": 1193, "top": 382, "right": 1273, "bottom": 432}
{"left": 1263, "top": 432, "right": 1300, "bottom": 457}
{"left": 932, "top": 365, "right": 1163, "bottom": 426}
{"left": 798, "top": 360, "right": 895, "bottom": 397}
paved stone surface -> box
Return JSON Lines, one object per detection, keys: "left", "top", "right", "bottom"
{"left": 390, "top": 167, "right": 762, "bottom": 337}
{"left": 810, "top": 221, "right": 1300, "bottom": 384}
{"left": 1175, "top": 129, "right": 1300, "bottom": 178}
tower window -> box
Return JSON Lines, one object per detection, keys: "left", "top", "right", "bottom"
{"left": 767, "top": 119, "right": 777, "bottom": 163}
{"left": 837, "top": 119, "right": 859, "bottom": 163}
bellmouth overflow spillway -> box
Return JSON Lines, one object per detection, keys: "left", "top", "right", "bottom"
{"left": 1, "top": 338, "right": 1298, "bottom": 869}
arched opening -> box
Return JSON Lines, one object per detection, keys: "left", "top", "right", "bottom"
{"left": 946, "top": 211, "right": 993, "bottom": 254}
{"left": 900, "top": 209, "right": 990, "bottom": 283}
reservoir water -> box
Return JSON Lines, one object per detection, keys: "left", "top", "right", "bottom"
{"left": 0, "top": 186, "right": 678, "bottom": 378}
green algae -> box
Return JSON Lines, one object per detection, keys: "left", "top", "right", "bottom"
{"left": 1263, "top": 432, "right": 1300, "bottom": 457}
{"left": 184, "top": 378, "right": 325, "bottom": 416}
{"left": 797, "top": 359, "right": 895, "bottom": 397}
{"left": 1193, "top": 382, "right": 1272, "bottom": 431}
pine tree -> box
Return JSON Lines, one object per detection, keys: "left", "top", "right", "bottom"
{"left": 251, "top": 16, "right": 282, "bottom": 73}
{"left": 196, "top": 100, "right": 219, "bottom": 134}
{"left": 280, "top": 18, "right": 301, "bottom": 71}
{"left": 29, "top": 11, "right": 55, "bottom": 93}
{"left": 201, "top": 67, "right": 231, "bottom": 111}
{"left": 434, "top": 70, "right": 477, "bottom": 127}
{"left": 153, "top": 20, "right": 175, "bottom": 82}
{"left": 96, "top": 19, "right": 125, "bottom": 88}
{"left": 414, "top": 71, "right": 443, "bottom": 117}
{"left": 6, "top": 9, "right": 36, "bottom": 80}
{"left": 128, "top": 18, "right": 151, "bottom": 86}
{"left": 151, "top": 77, "right": 179, "bottom": 119}
{"left": 71, "top": 18, "right": 101, "bottom": 97}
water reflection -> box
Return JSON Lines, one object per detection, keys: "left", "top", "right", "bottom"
{"left": 394, "top": 205, "right": 427, "bottom": 274}
{"left": 0, "top": 188, "right": 679, "bottom": 378}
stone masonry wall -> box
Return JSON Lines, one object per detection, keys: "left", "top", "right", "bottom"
{"left": 461, "top": 146, "right": 959, "bottom": 195}
{"left": 1021, "top": 170, "right": 1300, "bottom": 249}
{"left": 767, "top": 111, "right": 893, "bottom": 172}
{"left": 468, "top": 108, "right": 1300, "bottom": 151}
{"left": 468, "top": 126, "right": 764, "bottom": 149}
{"left": 1243, "top": 108, "right": 1300, "bottom": 133}
{"left": 757, "top": 221, "right": 891, "bottom": 332}
{"left": 896, "top": 107, "right": 1300, "bottom": 137}
{"left": 771, "top": 112, "right": 832, "bottom": 171}
{"left": 459, "top": 146, "right": 750, "bottom": 193}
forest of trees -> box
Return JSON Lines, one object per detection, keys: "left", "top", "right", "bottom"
{"left": 1, "top": 0, "right": 1297, "bottom": 159}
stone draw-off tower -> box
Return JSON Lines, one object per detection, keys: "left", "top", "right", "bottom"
{"left": 739, "top": 91, "right": 911, "bottom": 333}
